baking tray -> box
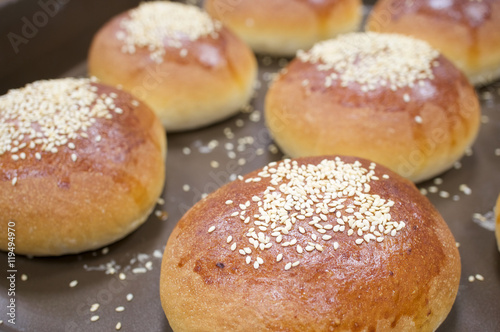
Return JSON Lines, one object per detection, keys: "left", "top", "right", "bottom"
{"left": 1, "top": 0, "right": 499, "bottom": 331}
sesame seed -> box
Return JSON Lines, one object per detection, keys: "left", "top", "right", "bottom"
{"left": 468, "top": 275, "right": 475, "bottom": 282}
{"left": 415, "top": 115, "right": 423, "bottom": 123}
{"left": 284, "top": 262, "right": 292, "bottom": 270}
{"left": 69, "top": 280, "right": 78, "bottom": 287}
{"left": 403, "top": 94, "right": 411, "bottom": 102}
{"left": 208, "top": 226, "right": 216, "bottom": 233}
{"left": 132, "top": 267, "right": 147, "bottom": 274}
{"left": 231, "top": 243, "right": 237, "bottom": 251}
{"left": 90, "top": 303, "right": 100, "bottom": 312}
{"left": 115, "top": 306, "right": 125, "bottom": 312}
{"left": 475, "top": 274, "right": 484, "bottom": 281}
{"left": 116, "top": 322, "right": 122, "bottom": 330}
{"left": 126, "top": 293, "right": 133, "bottom": 302}
{"left": 355, "top": 239, "right": 364, "bottom": 245}
{"left": 333, "top": 242, "right": 339, "bottom": 250}
{"left": 71, "top": 153, "right": 77, "bottom": 162}
{"left": 253, "top": 261, "right": 259, "bottom": 269}
{"left": 276, "top": 253, "right": 283, "bottom": 262}
{"left": 225, "top": 200, "right": 233, "bottom": 205}
{"left": 0, "top": 78, "right": 120, "bottom": 162}
{"left": 11, "top": 177, "right": 17, "bottom": 186}
{"left": 90, "top": 315, "right": 99, "bottom": 322}
{"left": 226, "top": 235, "right": 233, "bottom": 243}
{"left": 292, "top": 261, "right": 300, "bottom": 267}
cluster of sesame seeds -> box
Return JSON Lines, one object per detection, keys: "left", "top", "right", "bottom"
{"left": 118, "top": 2, "right": 222, "bottom": 63}
{"left": 0, "top": 78, "right": 121, "bottom": 177}
{"left": 209, "top": 158, "right": 406, "bottom": 270}
{"left": 297, "top": 32, "right": 440, "bottom": 94}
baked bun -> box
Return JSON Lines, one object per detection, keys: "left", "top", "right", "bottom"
{"left": 366, "top": 0, "right": 500, "bottom": 85}
{"left": 160, "top": 156, "right": 461, "bottom": 332}
{"left": 205, "top": 0, "right": 362, "bottom": 56}
{"left": 496, "top": 194, "right": 500, "bottom": 252}
{"left": 0, "top": 78, "right": 166, "bottom": 256}
{"left": 88, "top": 1, "right": 257, "bottom": 132}
{"left": 265, "top": 32, "right": 480, "bottom": 183}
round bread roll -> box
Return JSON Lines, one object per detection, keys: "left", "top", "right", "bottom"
{"left": 366, "top": 0, "right": 500, "bottom": 85}
{"left": 265, "top": 32, "right": 480, "bottom": 183}
{"left": 160, "top": 156, "right": 461, "bottom": 332}
{"left": 0, "top": 78, "right": 166, "bottom": 256}
{"left": 496, "top": 193, "right": 500, "bottom": 252}
{"left": 205, "top": 0, "right": 362, "bottom": 56}
{"left": 88, "top": 1, "right": 257, "bottom": 132}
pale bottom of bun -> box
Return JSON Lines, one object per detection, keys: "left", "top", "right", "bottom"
{"left": 267, "top": 125, "right": 474, "bottom": 183}
{"left": 468, "top": 64, "right": 500, "bottom": 86}
{"left": 156, "top": 72, "right": 256, "bottom": 132}
{"left": 239, "top": 22, "right": 360, "bottom": 56}
{"left": 16, "top": 203, "right": 156, "bottom": 257}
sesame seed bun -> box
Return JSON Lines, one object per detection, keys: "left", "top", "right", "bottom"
{"left": 366, "top": 0, "right": 500, "bottom": 85}
{"left": 0, "top": 78, "right": 166, "bottom": 256}
{"left": 160, "top": 156, "right": 460, "bottom": 332}
{"left": 204, "top": 0, "right": 362, "bottom": 56}
{"left": 88, "top": 2, "right": 257, "bottom": 132}
{"left": 265, "top": 32, "right": 480, "bottom": 183}
{"left": 496, "top": 193, "right": 500, "bottom": 252}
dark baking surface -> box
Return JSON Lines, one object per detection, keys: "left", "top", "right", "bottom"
{"left": 0, "top": 0, "right": 499, "bottom": 331}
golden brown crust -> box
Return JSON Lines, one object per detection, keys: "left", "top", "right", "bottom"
{"left": 205, "top": 0, "right": 362, "bottom": 56}
{"left": 88, "top": 9, "right": 257, "bottom": 131}
{"left": 366, "top": 0, "right": 500, "bottom": 85}
{"left": 0, "top": 82, "right": 166, "bottom": 256}
{"left": 496, "top": 194, "right": 500, "bottom": 252}
{"left": 265, "top": 54, "right": 480, "bottom": 183}
{"left": 160, "top": 156, "right": 460, "bottom": 332}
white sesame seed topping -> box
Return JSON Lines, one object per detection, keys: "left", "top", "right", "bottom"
{"left": 90, "top": 315, "right": 99, "bottom": 322}
{"left": 115, "top": 306, "right": 125, "bottom": 312}
{"left": 0, "top": 78, "right": 118, "bottom": 162}
{"left": 298, "top": 32, "right": 439, "bottom": 91}
{"left": 11, "top": 177, "right": 17, "bottom": 186}
{"left": 116, "top": 322, "right": 122, "bottom": 330}
{"left": 226, "top": 235, "right": 233, "bottom": 243}
{"left": 225, "top": 200, "right": 233, "bottom": 205}
{"left": 208, "top": 226, "right": 216, "bottom": 233}
{"left": 126, "top": 293, "right": 133, "bottom": 302}
{"left": 475, "top": 274, "right": 484, "bottom": 281}
{"left": 71, "top": 153, "right": 77, "bottom": 162}
{"left": 69, "top": 280, "right": 78, "bottom": 288}
{"left": 415, "top": 115, "right": 423, "bottom": 124}
{"left": 90, "top": 303, "right": 100, "bottom": 312}
{"left": 119, "top": 2, "right": 221, "bottom": 63}
{"left": 284, "top": 262, "right": 292, "bottom": 270}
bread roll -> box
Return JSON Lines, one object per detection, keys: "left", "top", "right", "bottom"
{"left": 0, "top": 78, "right": 166, "bottom": 256}
{"left": 88, "top": 1, "right": 257, "bottom": 131}
{"left": 205, "top": 0, "right": 362, "bottom": 56}
{"left": 496, "top": 194, "right": 500, "bottom": 252}
{"left": 265, "top": 32, "right": 480, "bottom": 183}
{"left": 160, "top": 156, "right": 461, "bottom": 332}
{"left": 366, "top": 0, "right": 500, "bottom": 85}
